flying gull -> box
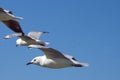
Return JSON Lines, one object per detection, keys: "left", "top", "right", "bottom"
{"left": 0, "top": 7, "right": 24, "bottom": 34}
{"left": 27, "top": 45, "right": 89, "bottom": 69}
{"left": 4, "top": 31, "right": 49, "bottom": 46}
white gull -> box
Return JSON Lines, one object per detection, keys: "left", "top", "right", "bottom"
{"left": 4, "top": 31, "right": 49, "bottom": 46}
{"left": 27, "top": 45, "right": 89, "bottom": 69}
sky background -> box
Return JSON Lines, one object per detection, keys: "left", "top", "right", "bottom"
{"left": 0, "top": 0, "right": 120, "bottom": 80}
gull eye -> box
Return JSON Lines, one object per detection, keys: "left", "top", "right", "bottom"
{"left": 34, "top": 59, "right": 36, "bottom": 61}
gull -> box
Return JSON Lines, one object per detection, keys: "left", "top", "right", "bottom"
{"left": 4, "top": 31, "right": 49, "bottom": 46}
{"left": 0, "top": 7, "right": 24, "bottom": 34}
{"left": 27, "top": 45, "right": 89, "bottom": 69}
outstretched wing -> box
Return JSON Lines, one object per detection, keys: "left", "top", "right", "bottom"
{"left": 64, "top": 54, "right": 78, "bottom": 61}
{"left": 28, "top": 31, "right": 48, "bottom": 40}
{"left": 8, "top": 10, "right": 13, "bottom": 14}
{"left": 0, "top": 8, "right": 12, "bottom": 13}
{"left": 28, "top": 45, "right": 67, "bottom": 59}
{"left": 2, "top": 20, "right": 24, "bottom": 35}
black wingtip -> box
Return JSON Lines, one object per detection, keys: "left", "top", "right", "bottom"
{"left": 73, "top": 64, "right": 84, "bottom": 67}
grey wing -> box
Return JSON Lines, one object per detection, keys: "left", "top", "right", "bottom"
{"left": 2, "top": 20, "right": 24, "bottom": 35}
{"left": 20, "top": 36, "right": 35, "bottom": 41}
{"left": 28, "top": 31, "right": 48, "bottom": 40}
{"left": 64, "top": 54, "right": 78, "bottom": 61}
{"left": 0, "top": 8, "right": 12, "bottom": 14}
{"left": 4, "top": 33, "right": 23, "bottom": 39}
{"left": 8, "top": 10, "right": 13, "bottom": 14}
{"left": 40, "top": 47, "right": 67, "bottom": 59}
{"left": 28, "top": 45, "right": 67, "bottom": 59}
{"left": 0, "top": 8, "right": 13, "bottom": 14}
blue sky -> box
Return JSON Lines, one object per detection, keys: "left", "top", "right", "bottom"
{"left": 0, "top": 0, "right": 120, "bottom": 80}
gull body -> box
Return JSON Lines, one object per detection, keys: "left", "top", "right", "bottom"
{"left": 27, "top": 45, "right": 89, "bottom": 69}
{"left": 29, "top": 56, "right": 73, "bottom": 68}
{"left": 0, "top": 7, "right": 24, "bottom": 34}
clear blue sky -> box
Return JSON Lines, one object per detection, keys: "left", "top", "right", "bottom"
{"left": 0, "top": 0, "right": 120, "bottom": 80}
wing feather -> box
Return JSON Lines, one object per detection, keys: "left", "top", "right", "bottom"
{"left": 2, "top": 20, "right": 24, "bottom": 35}
{"left": 28, "top": 45, "right": 67, "bottom": 59}
{"left": 28, "top": 31, "right": 48, "bottom": 40}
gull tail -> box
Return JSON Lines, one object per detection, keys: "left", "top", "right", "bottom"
{"left": 73, "top": 63, "right": 89, "bottom": 67}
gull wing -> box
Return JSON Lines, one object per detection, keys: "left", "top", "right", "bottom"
{"left": 20, "top": 35, "right": 35, "bottom": 41}
{"left": 0, "top": 8, "right": 12, "bottom": 13}
{"left": 64, "top": 54, "right": 89, "bottom": 67}
{"left": 28, "top": 45, "right": 67, "bottom": 59}
{"left": 40, "top": 47, "right": 67, "bottom": 59}
{"left": 2, "top": 20, "right": 24, "bottom": 35}
{"left": 28, "top": 31, "right": 49, "bottom": 40}
{"left": 64, "top": 54, "right": 78, "bottom": 61}
{"left": 4, "top": 33, "right": 22, "bottom": 39}
{"left": 7, "top": 10, "right": 13, "bottom": 14}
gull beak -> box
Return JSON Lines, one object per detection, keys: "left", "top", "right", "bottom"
{"left": 26, "top": 62, "right": 33, "bottom": 65}
{"left": 16, "top": 44, "right": 19, "bottom": 47}
{"left": 16, "top": 45, "right": 18, "bottom": 47}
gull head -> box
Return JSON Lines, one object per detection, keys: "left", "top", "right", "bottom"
{"left": 26, "top": 56, "right": 41, "bottom": 65}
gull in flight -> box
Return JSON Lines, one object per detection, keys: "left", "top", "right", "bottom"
{"left": 4, "top": 31, "right": 49, "bottom": 46}
{"left": 0, "top": 7, "right": 24, "bottom": 34}
{"left": 27, "top": 45, "right": 89, "bottom": 69}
